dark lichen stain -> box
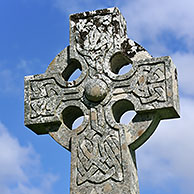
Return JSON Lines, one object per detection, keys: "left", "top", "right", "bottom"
{"left": 121, "top": 39, "right": 136, "bottom": 58}
{"left": 94, "top": 17, "right": 101, "bottom": 28}
{"left": 112, "top": 20, "right": 120, "bottom": 34}
{"left": 135, "top": 42, "right": 146, "bottom": 52}
{"left": 79, "top": 31, "right": 88, "bottom": 48}
{"left": 175, "top": 69, "right": 178, "bottom": 80}
{"left": 121, "top": 39, "right": 132, "bottom": 50}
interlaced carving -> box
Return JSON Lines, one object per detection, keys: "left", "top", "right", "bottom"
{"left": 28, "top": 77, "right": 82, "bottom": 119}
{"left": 133, "top": 63, "right": 166, "bottom": 104}
{"left": 77, "top": 108, "right": 123, "bottom": 185}
{"left": 30, "top": 78, "right": 60, "bottom": 118}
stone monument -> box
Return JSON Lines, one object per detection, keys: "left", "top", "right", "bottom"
{"left": 24, "top": 7, "right": 180, "bottom": 194}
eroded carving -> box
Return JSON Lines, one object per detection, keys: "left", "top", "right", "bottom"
{"left": 133, "top": 63, "right": 166, "bottom": 104}
{"left": 30, "top": 78, "right": 61, "bottom": 118}
{"left": 77, "top": 108, "right": 123, "bottom": 185}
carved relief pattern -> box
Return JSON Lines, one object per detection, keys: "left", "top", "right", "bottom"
{"left": 29, "top": 78, "right": 61, "bottom": 118}
{"left": 77, "top": 108, "right": 123, "bottom": 185}
{"left": 29, "top": 78, "right": 81, "bottom": 119}
{"left": 112, "top": 62, "right": 167, "bottom": 108}
{"left": 133, "top": 63, "right": 167, "bottom": 104}
{"left": 30, "top": 77, "right": 82, "bottom": 119}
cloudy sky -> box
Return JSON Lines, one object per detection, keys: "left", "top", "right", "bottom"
{"left": 0, "top": 0, "right": 194, "bottom": 194}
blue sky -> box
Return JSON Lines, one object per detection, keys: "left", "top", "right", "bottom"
{"left": 0, "top": 0, "right": 194, "bottom": 194}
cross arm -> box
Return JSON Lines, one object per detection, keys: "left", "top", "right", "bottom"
{"left": 132, "top": 56, "right": 180, "bottom": 120}
{"left": 24, "top": 47, "right": 87, "bottom": 135}
{"left": 106, "top": 56, "right": 180, "bottom": 148}
{"left": 128, "top": 57, "right": 180, "bottom": 148}
{"left": 24, "top": 74, "right": 63, "bottom": 134}
{"left": 111, "top": 56, "right": 180, "bottom": 119}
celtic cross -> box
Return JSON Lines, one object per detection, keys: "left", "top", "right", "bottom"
{"left": 24, "top": 7, "right": 180, "bottom": 194}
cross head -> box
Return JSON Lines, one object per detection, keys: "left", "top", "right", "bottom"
{"left": 24, "top": 7, "right": 180, "bottom": 194}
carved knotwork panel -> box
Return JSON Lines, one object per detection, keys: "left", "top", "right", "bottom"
{"left": 77, "top": 108, "right": 123, "bottom": 185}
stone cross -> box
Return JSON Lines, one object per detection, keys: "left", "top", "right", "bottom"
{"left": 24, "top": 7, "right": 180, "bottom": 194}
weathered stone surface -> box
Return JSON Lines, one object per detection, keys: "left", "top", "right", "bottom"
{"left": 24, "top": 7, "right": 180, "bottom": 194}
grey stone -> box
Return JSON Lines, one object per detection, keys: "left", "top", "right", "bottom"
{"left": 24, "top": 7, "right": 180, "bottom": 194}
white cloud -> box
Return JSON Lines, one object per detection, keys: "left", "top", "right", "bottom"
{"left": 17, "top": 59, "right": 31, "bottom": 74}
{"left": 0, "top": 59, "right": 41, "bottom": 95}
{"left": 0, "top": 122, "right": 58, "bottom": 194}
{"left": 121, "top": 0, "right": 194, "bottom": 54}
{"left": 172, "top": 52, "right": 194, "bottom": 96}
{"left": 136, "top": 97, "right": 194, "bottom": 194}
{"left": 0, "top": 69, "right": 19, "bottom": 94}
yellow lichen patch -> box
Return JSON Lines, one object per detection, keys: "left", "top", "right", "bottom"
{"left": 103, "top": 183, "right": 112, "bottom": 192}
